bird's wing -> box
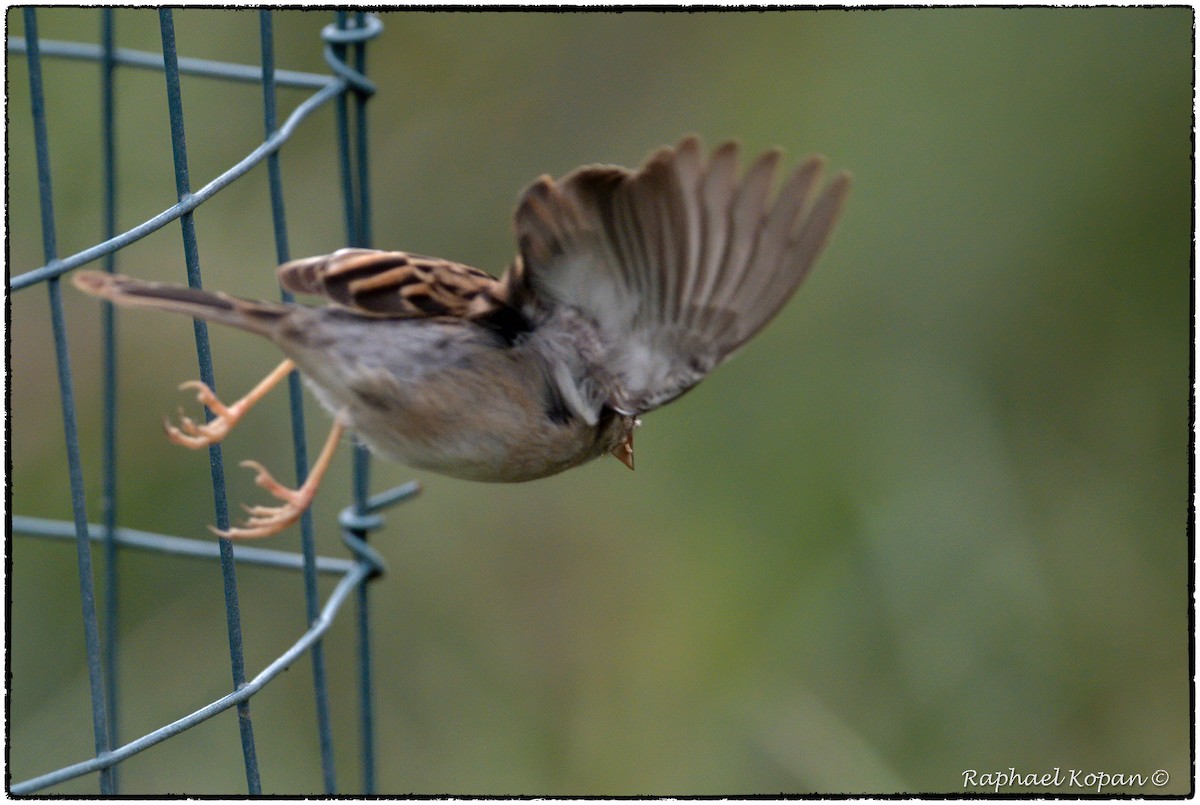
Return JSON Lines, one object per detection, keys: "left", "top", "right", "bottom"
{"left": 504, "top": 135, "right": 851, "bottom": 415}
{"left": 278, "top": 248, "right": 508, "bottom": 320}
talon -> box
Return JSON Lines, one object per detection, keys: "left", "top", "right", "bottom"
{"left": 179, "top": 380, "right": 230, "bottom": 417}
{"left": 240, "top": 459, "right": 268, "bottom": 477}
{"left": 165, "top": 418, "right": 214, "bottom": 449}
{"left": 238, "top": 459, "right": 301, "bottom": 501}
{"left": 218, "top": 492, "right": 307, "bottom": 540}
{"left": 164, "top": 360, "right": 297, "bottom": 451}
{"left": 242, "top": 503, "right": 285, "bottom": 516}
{"left": 207, "top": 417, "right": 346, "bottom": 541}
{"left": 210, "top": 521, "right": 292, "bottom": 540}
{"left": 164, "top": 382, "right": 238, "bottom": 449}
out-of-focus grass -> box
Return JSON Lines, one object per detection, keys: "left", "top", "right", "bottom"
{"left": 8, "top": 8, "right": 1190, "bottom": 795}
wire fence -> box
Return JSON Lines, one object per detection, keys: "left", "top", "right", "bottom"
{"left": 8, "top": 9, "right": 416, "bottom": 795}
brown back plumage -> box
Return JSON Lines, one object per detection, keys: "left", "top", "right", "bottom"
{"left": 278, "top": 248, "right": 506, "bottom": 320}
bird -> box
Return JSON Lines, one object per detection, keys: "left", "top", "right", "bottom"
{"left": 72, "top": 136, "right": 851, "bottom": 539}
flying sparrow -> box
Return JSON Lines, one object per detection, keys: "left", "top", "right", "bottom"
{"left": 73, "top": 136, "right": 850, "bottom": 539}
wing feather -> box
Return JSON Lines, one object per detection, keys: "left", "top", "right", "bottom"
{"left": 706, "top": 148, "right": 781, "bottom": 316}
{"left": 506, "top": 137, "right": 850, "bottom": 414}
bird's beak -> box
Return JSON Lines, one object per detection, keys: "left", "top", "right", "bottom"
{"left": 610, "top": 417, "right": 638, "bottom": 471}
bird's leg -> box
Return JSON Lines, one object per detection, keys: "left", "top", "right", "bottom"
{"left": 166, "top": 359, "right": 296, "bottom": 449}
{"left": 212, "top": 417, "right": 347, "bottom": 540}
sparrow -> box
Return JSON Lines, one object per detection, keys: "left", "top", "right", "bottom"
{"left": 72, "top": 136, "right": 850, "bottom": 539}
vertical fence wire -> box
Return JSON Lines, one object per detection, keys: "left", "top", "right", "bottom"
{"left": 329, "top": 11, "right": 380, "bottom": 792}
{"left": 257, "top": 10, "right": 339, "bottom": 794}
{"left": 353, "top": 18, "right": 378, "bottom": 789}
{"left": 157, "top": 9, "right": 261, "bottom": 792}
{"left": 11, "top": 10, "right": 393, "bottom": 793}
{"left": 98, "top": 11, "right": 121, "bottom": 790}
{"left": 21, "top": 8, "right": 116, "bottom": 795}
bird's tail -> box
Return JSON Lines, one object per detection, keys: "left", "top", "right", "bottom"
{"left": 72, "top": 270, "right": 290, "bottom": 337}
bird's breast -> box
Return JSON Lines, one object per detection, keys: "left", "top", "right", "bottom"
{"left": 282, "top": 314, "right": 620, "bottom": 482}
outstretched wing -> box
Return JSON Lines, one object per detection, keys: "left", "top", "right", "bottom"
{"left": 505, "top": 136, "right": 851, "bottom": 415}
{"left": 278, "top": 248, "right": 508, "bottom": 320}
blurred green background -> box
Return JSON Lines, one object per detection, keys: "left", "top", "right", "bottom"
{"left": 7, "top": 7, "right": 1190, "bottom": 796}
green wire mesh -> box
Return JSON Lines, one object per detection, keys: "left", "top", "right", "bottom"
{"left": 8, "top": 9, "right": 413, "bottom": 794}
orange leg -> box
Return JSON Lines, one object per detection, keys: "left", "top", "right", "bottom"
{"left": 212, "top": 417, "right": 347, "bottom": 540}
{"left": 166, "top": 359, "right": 296, "bottom": 449}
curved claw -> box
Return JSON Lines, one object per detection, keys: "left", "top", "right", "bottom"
{"left": 208, "top": 416, "right": 346, "bottom": 541}
{"left": 214, "top": 504, "right": 305, "bottom": 540}
{"left": 164, "top": 361, "right": 297, "bottom": 451}
{"left": 239, "top": 459, "right": 304, "bottom": 503}
{"left": 208, "top": 461, "right": 312, "bottom": 539}
{"left": 164, "top": 416, "right": 224, "bottom": 450}
{"left": 164, "top": 380, "right": 239, "bottom": 449}
{"left": 179, "top": 379, "right": 231, "bottom": 416}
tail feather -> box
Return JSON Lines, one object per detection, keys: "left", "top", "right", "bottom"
{"left": 72, "top": 270, "right": 289, "bottom": 337}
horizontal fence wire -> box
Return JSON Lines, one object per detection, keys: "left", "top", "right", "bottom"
{"left": 7, "top": 35, "right": 334, "bottom": 88}
{"left": 10, "top": 540, "right": 384, "bottom": 795}
{"left": 7, "top": 9, "right": 408, "bottom": 795}
{"left": 12, "top": 515, "right": 360, "bottom": 575}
